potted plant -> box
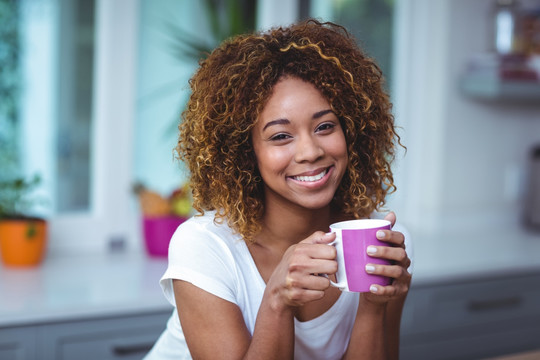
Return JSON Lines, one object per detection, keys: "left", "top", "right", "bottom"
{"left": 0, "top": 174, "right": 47, "bottom": 266}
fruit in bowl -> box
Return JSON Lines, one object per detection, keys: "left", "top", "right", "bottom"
{"left": 169, "top": 184, "right": 193, "bottom": 217}
{"left": 133, "top": 183, "right": 192, "bottom": 256}
{"left": 133, "top": 183, "right": 192, "bottom": 217}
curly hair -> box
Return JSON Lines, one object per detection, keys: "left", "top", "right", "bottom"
{"left": 176, "top": 19, "right": 400, "bottom": 242}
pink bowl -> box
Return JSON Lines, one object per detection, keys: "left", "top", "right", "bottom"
{"left": 143, "top": 216, "right": 186, "bottom": 257}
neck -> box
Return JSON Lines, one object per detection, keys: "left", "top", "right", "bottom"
{"left": 254, "top": 200, "right": 336, "bottom": 252}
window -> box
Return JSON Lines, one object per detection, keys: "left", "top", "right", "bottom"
{"left": 0, "top": 0, "right": 22, "bottom": 182}
{"left": 302, "top": 0, "right": 396, "bottom": 93}
{"left": 3, "top": 0, "right": 399, "bottom": 254}
{"left": 3, "top": 0, "right": 139, "bottom": 253}
{"left": 13, "top": 0, "right": 96, "bottom": 215}
{"left": 56, "top": 0, "right": 95, "bottom": 212}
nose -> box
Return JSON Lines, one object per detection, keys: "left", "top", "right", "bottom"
{"left": 294, "top": 134, "right": 324, "bottom": 163}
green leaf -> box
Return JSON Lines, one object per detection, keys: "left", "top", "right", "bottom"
{"left": 26, "top": 221, "right": 37, "bottom": 239}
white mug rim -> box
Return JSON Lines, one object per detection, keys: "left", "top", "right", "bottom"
{"left": 329, "top": 219, "right": 391, "bottom": 230}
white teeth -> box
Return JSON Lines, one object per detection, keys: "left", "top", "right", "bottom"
{"left": 293, "top": 169, "right": 327, "bottom": 182}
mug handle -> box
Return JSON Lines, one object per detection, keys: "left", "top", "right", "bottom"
{"left": 323, "top": 238, "right": 347, "bottom": 290}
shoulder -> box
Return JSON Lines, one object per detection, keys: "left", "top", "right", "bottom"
{"left": 168, "top": 211, "right": 244, "bottom": 265}
{"left": 170, "top": 211, "right": 240, "bottom": 246}
{"left": 162, "top": 211, "right": 245, "bottom": 305}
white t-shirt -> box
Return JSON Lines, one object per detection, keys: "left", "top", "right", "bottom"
{"left": 144, "top": 211, "right": 412, "bottom": 360}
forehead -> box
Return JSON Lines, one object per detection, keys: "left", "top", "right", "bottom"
{"left": 257, "top": 77, "right": 330, "bottom": 121}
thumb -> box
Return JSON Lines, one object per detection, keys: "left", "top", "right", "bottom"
{"left": 384, "top": 211, "right": 397, "bottom": 227}
{"left": 303, "top": 231, "right": 336, "bottom": 244}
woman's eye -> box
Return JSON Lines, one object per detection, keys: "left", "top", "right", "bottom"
{"left": 316, "top": 123, "right": 336, "bottom": 132}
{"left": 269, "top": 133, "right": 290, "bottom": 141}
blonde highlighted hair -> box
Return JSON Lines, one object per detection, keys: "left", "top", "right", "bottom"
{"left": 176, "top": 19, "right": 400, "bottom": 242}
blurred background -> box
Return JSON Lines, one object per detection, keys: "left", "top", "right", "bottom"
{"left": 1, "top": 0, "right": 540, "bottom": 359}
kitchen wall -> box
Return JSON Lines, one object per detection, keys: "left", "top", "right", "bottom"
{"left": 445, "top": 0, "right": 540, "bottom": 218}
{"left": 134, "top": 0, "right": 304, "bottom": 196}
{"left": 133, "top": 0, "right": 540, "bottom": 274}
{"left": 391, "top": 0, "right": 540, "bottom": 238}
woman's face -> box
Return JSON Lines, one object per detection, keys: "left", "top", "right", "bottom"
{"left": 251, "top": 76, "right": 348, "bottom": 212}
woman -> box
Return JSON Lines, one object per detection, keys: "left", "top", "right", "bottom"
{"left": 145, "top": 19, "right": 411, "bottom": 360}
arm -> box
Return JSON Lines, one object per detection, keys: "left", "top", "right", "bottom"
{"left": 174, "top": 280, "right": 295, "bottom": 360}
{"left": 385, "top": 293, "right": 408, "bottom": 360}
{"left": 344, "top": 212, "right": 412, "bottom": 360}
{"left": 174, "top": 231, "right": 338, "bottom": 359}
{"left": 343, "top": 298, "right": 388, "bottom": 359}
{"left": 343, "top": 293, "right": 408, "bottom": 360}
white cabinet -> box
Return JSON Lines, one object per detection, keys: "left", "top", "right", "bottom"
{"left": 0, "top": 310, "right": 171, "bottom": 360}
{"left": 0, "top": 253, "right": 172, "bottom": 359}
{"left": 400, "top": 270, "right": 540, "bottom": 359}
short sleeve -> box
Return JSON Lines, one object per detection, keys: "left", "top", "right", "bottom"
{"left": 159, "top": 218, "right": 238, "bottom": 306}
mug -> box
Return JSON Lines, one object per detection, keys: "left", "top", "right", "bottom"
{"left": 328, "top": 219, "right": 392, "bottom": 292}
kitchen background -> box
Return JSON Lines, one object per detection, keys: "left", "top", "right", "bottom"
{"left": 1, "top": 0, "right": 539, "bottom": 359}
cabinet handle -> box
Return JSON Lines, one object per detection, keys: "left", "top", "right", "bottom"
{"left": 467, "top": 296, "right": 522, "bottom": 312}
{"left": 112, "top": 342, "right": 154, "bottom": 356}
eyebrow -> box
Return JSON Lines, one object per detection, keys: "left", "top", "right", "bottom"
{"left": 262, "top": 109, "right": 335, "bottom": 131}
{"left": 262, "top": 118, "right": 289, "bottom": 131}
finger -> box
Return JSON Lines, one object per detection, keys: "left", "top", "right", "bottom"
{"left": 365, "top": 263, "right": 410, "bottom": 280}
{"left": 291, "top": 242, "right": 337, "bottom": 262}
{"left": 301, "top": 231, "right": 336, "bottom": 245}
{"left": 285, "top": 273, "right": 331, "bottom": 290}
{"left": 383, "top": 211, "right": 396, "bottom": 227}
{"left": 368, "top": 283, "right": 394, "bottom": 295}
{"left": 368, "top": 277, "right": 410, "bottom": 297}
{"left": 306, "top": 273, "right": 332, "bottom": 290}
{"left": 367, "top": 245, "right": 408, "bottom": 263}
{"left": 286, "top": 288, "right": 327, "bottom": 306}
{"left": 308, "top": 258, "right": 338, "bottom": 274}
{"left": 375, "top": 229, "right": 405, "bottom": 247}
{"left": 368, "top": 284, "right": 398, "bottom": 296}
{"left": 289, "top": 254, "right": 338, "bottom": 278}
{"left": 284, "top": 276, "right": 330, "bottom": 300}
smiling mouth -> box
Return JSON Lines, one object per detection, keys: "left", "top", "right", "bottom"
{"left": 292, "top": 168, "right": 329, "bottom": 182}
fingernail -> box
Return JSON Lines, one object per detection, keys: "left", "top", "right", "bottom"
{"left": 367, "top": 246, "right": 377, "bottom": 255}
{"left": 370, "top": 285, "right": 378, "bottom": 293}
{"left": 376, "top": 230, "right": 385, "bottom": 239}
{"left": 365, "top": 264, "right": 375, "bottom": 273}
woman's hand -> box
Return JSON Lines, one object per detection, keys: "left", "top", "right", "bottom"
{"left": 264, "top": 231, "right": 338, "bottom": 313}
{"left": 362, "top": 211, "right": 411, "bottom": 304}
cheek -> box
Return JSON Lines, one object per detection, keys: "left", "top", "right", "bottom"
{"left": 328, "top": 133, "right": 348, "bottom": 160}
{"left": 255, "top": 146, "right": 293, "bottom": 175}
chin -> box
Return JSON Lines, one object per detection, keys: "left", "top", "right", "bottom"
{"left": 294, "top": 196, "right": 335, "bottom": 211}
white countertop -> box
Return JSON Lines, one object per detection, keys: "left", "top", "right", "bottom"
{"left": 410, "top": 220, "right": 540, "bottom": 285}
{"left": 1, "top": 221, "right": 539, "bottom": 328}
{"left": 0, "top": 251, "right": 172, "bottom": 328}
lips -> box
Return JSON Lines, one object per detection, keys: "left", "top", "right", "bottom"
{"left": 291, "top": 168, "right": 329, "bottom": 182}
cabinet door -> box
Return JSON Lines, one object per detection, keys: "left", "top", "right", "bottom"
{"left": 60, "top": 332, "right": 161, "bottom": 360}
{"left": 38, "top": 311, "right": 171, "bottom": 360}
{"left": 400, "top": 271, "right": 540, "bottom": 360}
{"left": 0, "top": 327, "right": 37, "bottom": 360}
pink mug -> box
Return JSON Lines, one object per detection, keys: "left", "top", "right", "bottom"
{"left": 328, "top": 219, "right": 392, "bottom": 292}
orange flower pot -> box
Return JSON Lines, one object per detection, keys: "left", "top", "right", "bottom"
{"left": 0, "top": 218, "right": 47, "bottom": 266}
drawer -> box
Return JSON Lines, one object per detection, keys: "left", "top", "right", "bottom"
{"left": 402, "top": 272, "right": 540, "bottom": 334}
{"left": 38, "top": 311, "right": 171, "bottom": 360}
{"left": 399, "top": 271, "right": 540, "bottom": 359}
{"left": 59, "top": 331, "right": 160, "bottom": 360}
{"left": 0, "top": 327, "right": 37, "bottom": 360}
{"left": 401, "top": 321, "right": 540, "bottom": 360}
